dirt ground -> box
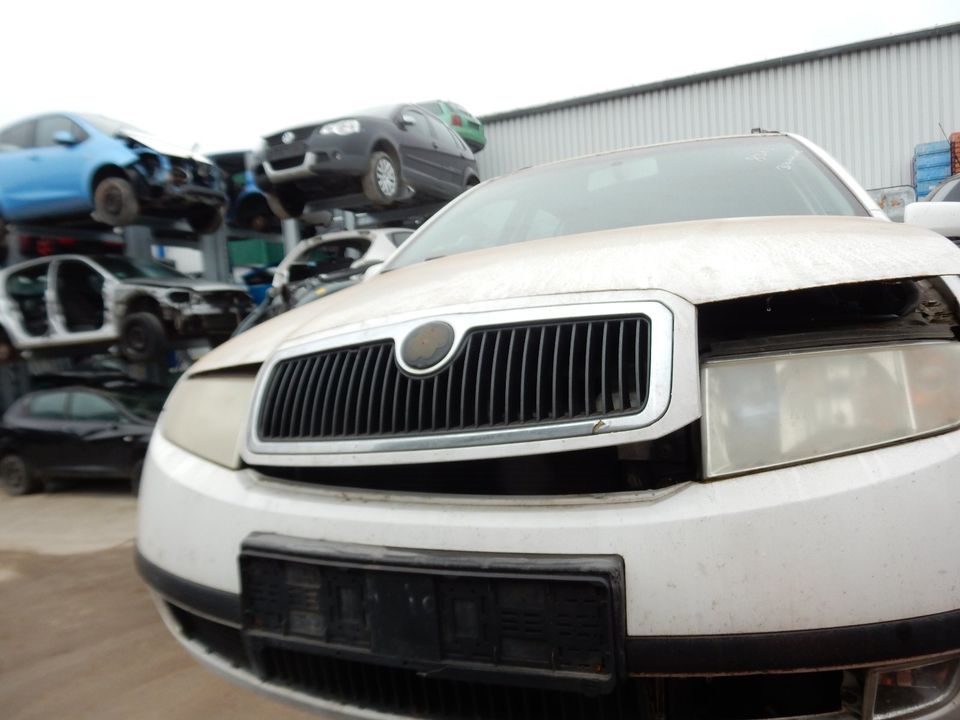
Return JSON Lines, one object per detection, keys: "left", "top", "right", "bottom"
{"left": 0, "top": 484, "right": 318, "bottom": 719}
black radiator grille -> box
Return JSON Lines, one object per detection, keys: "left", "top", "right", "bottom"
{"left": 257, "top": 316, "right": 650, "bottom": 441}
{"left": 258, "top": 647, "right": 642, "bottom": 720}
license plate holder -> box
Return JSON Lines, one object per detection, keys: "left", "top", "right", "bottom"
{"left": 240, "top": 534, "right": 624, "bottom": 691}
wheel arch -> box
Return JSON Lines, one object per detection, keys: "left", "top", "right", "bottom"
{"left": 89, "top": 164, "right": 133, "bottom": 200}
{"left": 370, "top": 138, "right": 401, "bottom": 170}
{"left": 123, "top": 292, "right": 163, "bottom": 318}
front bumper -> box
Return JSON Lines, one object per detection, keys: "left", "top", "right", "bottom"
{"left": 137, "top": 428, "right": 960, "bottom": 716}
{"left": 260, "top": 134, "right": 370, "bottom": 185}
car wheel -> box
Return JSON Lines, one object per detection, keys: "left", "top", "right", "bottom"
{"left": 361, "top": 151, "right": 401, "bottom": 206}
{"left": 120, "top": 312, "right": 166, "bottom": 362}
{"left": 129, "top": 458, "right": 144, "bottom": 496}
{"left": 91, "top": 176, "right": 140, "bottom": 226}
{"left": 0, "top": 454, "right": 40, "bottom": 496}
{"left": 186, "top": 205, "right": 225, "bottom": 234}
{"left": 237, "top": 197, "right": 274, "bottom": 232}
{"left": 264, "top": 190, "right": 305, "bottom": 220}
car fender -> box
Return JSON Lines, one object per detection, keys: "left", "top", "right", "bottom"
{"left": 367, "top": 136, "right": 401, "bottom": 167}
{"left": 79, "top": 135, "right": 141, "bottom": 202}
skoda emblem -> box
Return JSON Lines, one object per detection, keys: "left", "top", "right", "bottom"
{"left": 281, "top": 131, "right": 295, "bottom": 144}
{"left": 401, "top": 322, "right": 455, "bottom": 371}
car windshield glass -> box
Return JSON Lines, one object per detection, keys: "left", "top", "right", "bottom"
{"left": 385, "top": 136, "right": 868, "bottom": 271}
{"left": 111, "top": 390, "right": 166, "bottom": 421}
{"left": 94, "top": 256, "right": 187, "bottom": 280}
{"left": 78, "top": 113, "right": 144, "bottom": 136}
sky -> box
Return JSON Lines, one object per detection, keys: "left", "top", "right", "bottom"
{"left": 2, "top": 0, "right": 959, "bottom": 154}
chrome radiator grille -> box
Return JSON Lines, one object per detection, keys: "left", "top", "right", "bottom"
{"left": 257, "top": 317, "right": 650, "bottom": 441}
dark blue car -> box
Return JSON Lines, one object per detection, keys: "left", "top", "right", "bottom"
{"left": 0, "top": 113, "right": 228, "bottom": 245}
{"left": 208, "top": 150, "right": 277, "bottom": 232}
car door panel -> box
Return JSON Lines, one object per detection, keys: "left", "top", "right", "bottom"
{"left": 394, "top": 109, "right": 442, "bottom": 194}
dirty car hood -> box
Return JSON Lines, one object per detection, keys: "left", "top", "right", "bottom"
{"left": 189, "top": 215, "right": 960, "bottom": 374}
{"left": 121, "top": 130, "right": 212, "bottom": 164}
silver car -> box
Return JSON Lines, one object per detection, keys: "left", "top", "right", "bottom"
{"left": 0, "top": 254, "right": 252, "bottom": 362}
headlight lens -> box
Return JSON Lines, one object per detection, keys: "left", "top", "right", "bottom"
{"left": 872, "top": 656, "right": 960, "bottom": 719}
{"left": 161, "top": 371, "right": 257, "bottom": 468}
{"left": 318, "top": 119, "right": 360, "bottom": 135}
{"left": 702, "top": 342, "right": 960, "bottom": 478}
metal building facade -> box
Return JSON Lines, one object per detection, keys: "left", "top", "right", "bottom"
{"left": 477, "top": 23, "right": 960, "bottom": 192}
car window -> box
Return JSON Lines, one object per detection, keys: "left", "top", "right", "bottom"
{"left": 70, "top": 392, "right": 121, "bottom": 422}
{"left": 426, "top": 115, "right": 461, "bottom": 154}
{"left": 419, "top": 102, "right": 443, "bottom": 115}
{"left": 35, "top": 115, "right": 88, "bottom": 147}
{"left": 387, "top": 136, "right": 869, "bottom": 270}
{"left": 0, "top": 120, "right": 36, "bottom": 151}
{"left": 387, "top": 230, "right": 414, "bottom": 247}
{"left": 27, "top": 392, "right": 69, "bottom": 420}
{"left": 5, "top": 263, "right": 50, "bottom": 336}
{"left": 92, "top": 256, "right": 187, "bottom": 280}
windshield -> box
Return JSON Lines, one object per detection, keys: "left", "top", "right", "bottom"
{"left": 78, "top": 113, "right": 145, "bottom": 136}
{"left": 112, "top": 389, "right": 166, "bottom": 421}
{"left": 387, "top": 136, "right": 867, "bottom": 271}
{"left": 94, "top": 256, "right": 187, "bottom": 280}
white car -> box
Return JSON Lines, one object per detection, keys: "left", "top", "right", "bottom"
{"left": 138, "top": 133, "right": 960, "bottom": 720}
{"left": 0, "top": 254, "right": 252, "bottom": 362}
{"left": 271, "top": 227, "right": 414, "bottom": 287}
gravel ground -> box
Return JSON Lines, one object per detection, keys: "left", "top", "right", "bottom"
{"left": 0, "top": 483, "right": 317, "bottom": 719}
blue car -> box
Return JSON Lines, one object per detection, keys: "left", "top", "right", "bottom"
{"left": 0, "top": 113, "right": 228, "bottom": 245}
{"left": 208, "top": 150, "right": 277, "bottom": 232}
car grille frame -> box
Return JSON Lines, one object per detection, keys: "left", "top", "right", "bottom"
{"left": 245, "top": 300, "right": 675, "bottom": 461}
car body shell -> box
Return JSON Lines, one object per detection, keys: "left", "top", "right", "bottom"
{"left": 0, "top": 385, "right": 156, "bottom": 484}
{"left": 253, "top": 104, "right": 479, "bottom": 212}
{"left": 0, "top": 254, "right": 252, "bottom": 353}
{"left": 418, "top": 99, "right": 486, "bottom": 152}
{"left": 0, "top": 112, "right": 226, "bottom": 225}
{"left": 138, "top": 134, "right": 960, "bottom": 718}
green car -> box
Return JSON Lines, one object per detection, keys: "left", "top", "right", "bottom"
{"left": 418, "top": 100, "right": 486, "bottom": 152}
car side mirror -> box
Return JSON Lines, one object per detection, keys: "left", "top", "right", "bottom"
{"left": 904, "top": 202, "right": 960, "bottom": 237}
{"left": 53, "top": 130, "right": 79, "bottom": 146}
{"left": 399, "top": 113, "right": 417, "bottom": 128}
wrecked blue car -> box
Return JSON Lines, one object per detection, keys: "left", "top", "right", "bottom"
{"left": 0, "top": 113, "right": 227, "bottom": 238}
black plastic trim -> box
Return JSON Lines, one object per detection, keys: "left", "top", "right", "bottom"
{"left": 137, "top": 549, "right": 960, "bottom": 675}
{"left": 135, "top": 549, "right": 242, "bottom": 627}
{"left": 628, "top": 609, "right": 960, "bottom": 675}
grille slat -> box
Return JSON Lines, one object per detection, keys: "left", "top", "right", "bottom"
{"left": 258, "top": 316, "right": 650, "bottom": 442}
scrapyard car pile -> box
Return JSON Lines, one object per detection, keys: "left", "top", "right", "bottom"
{"left": 138, "top": 134, "right": 960, "bottom": 719}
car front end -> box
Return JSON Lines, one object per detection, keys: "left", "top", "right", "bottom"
{"left": 138, "top": 134, "right": 960, "bottom": 720}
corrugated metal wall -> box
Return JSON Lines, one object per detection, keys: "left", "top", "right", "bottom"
{"left": 477, "top": 29, "right": 960, "bottom": 191}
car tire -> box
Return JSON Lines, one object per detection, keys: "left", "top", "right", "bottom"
{"left": 264, "top": 190, "right": 305, "bottom": 220}
{"left": 361, "top": 151, "right": 401, "bottom": 206}
{"left": 0, "top": 454, "right": 40, "bottom": 496}
{"left": 92, "top": 176, "right": 140, "bottom": 226}
{"left": 129, "top": 458, "right": 144, "bottom": 496}
{"left": 237, "top": 196, "right": 273, "bottom": 232}
{"left": 120, "top": 312, "right": 166, "bottom": 362}
{"left": 187, "top": 205, "right": 225, "bottom": 234}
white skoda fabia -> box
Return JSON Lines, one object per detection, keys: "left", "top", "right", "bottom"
{"left": 138, "top": 133, "right": 960, "bottom": 720}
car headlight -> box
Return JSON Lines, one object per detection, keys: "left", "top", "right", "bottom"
{"left": 318, "top": 119, "right": 360, "bottom": 136}
{"left": 870, "top": 656, "right": 960, "bottom": 719}
{"left": 702, "top": 342, "right": 960, "bottom": 478}
{"left": 161, "top": 370, "right": 258, "bottom": 468}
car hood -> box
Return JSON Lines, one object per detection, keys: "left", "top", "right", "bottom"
{"left": 121, "top": 278, "right": 241, "bottom": 292}
{"left": 120, "top": 130, "right": 213, "bottom": 164}
{"left": 187, "top": 215, "right": 960, "bottom": 374}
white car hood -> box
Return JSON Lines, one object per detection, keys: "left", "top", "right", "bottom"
{"left": 189, "top": 215, "right": 960, "bottom": 374}
{"left": 122, "top": 130, "right": 211, "bottom": 163}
